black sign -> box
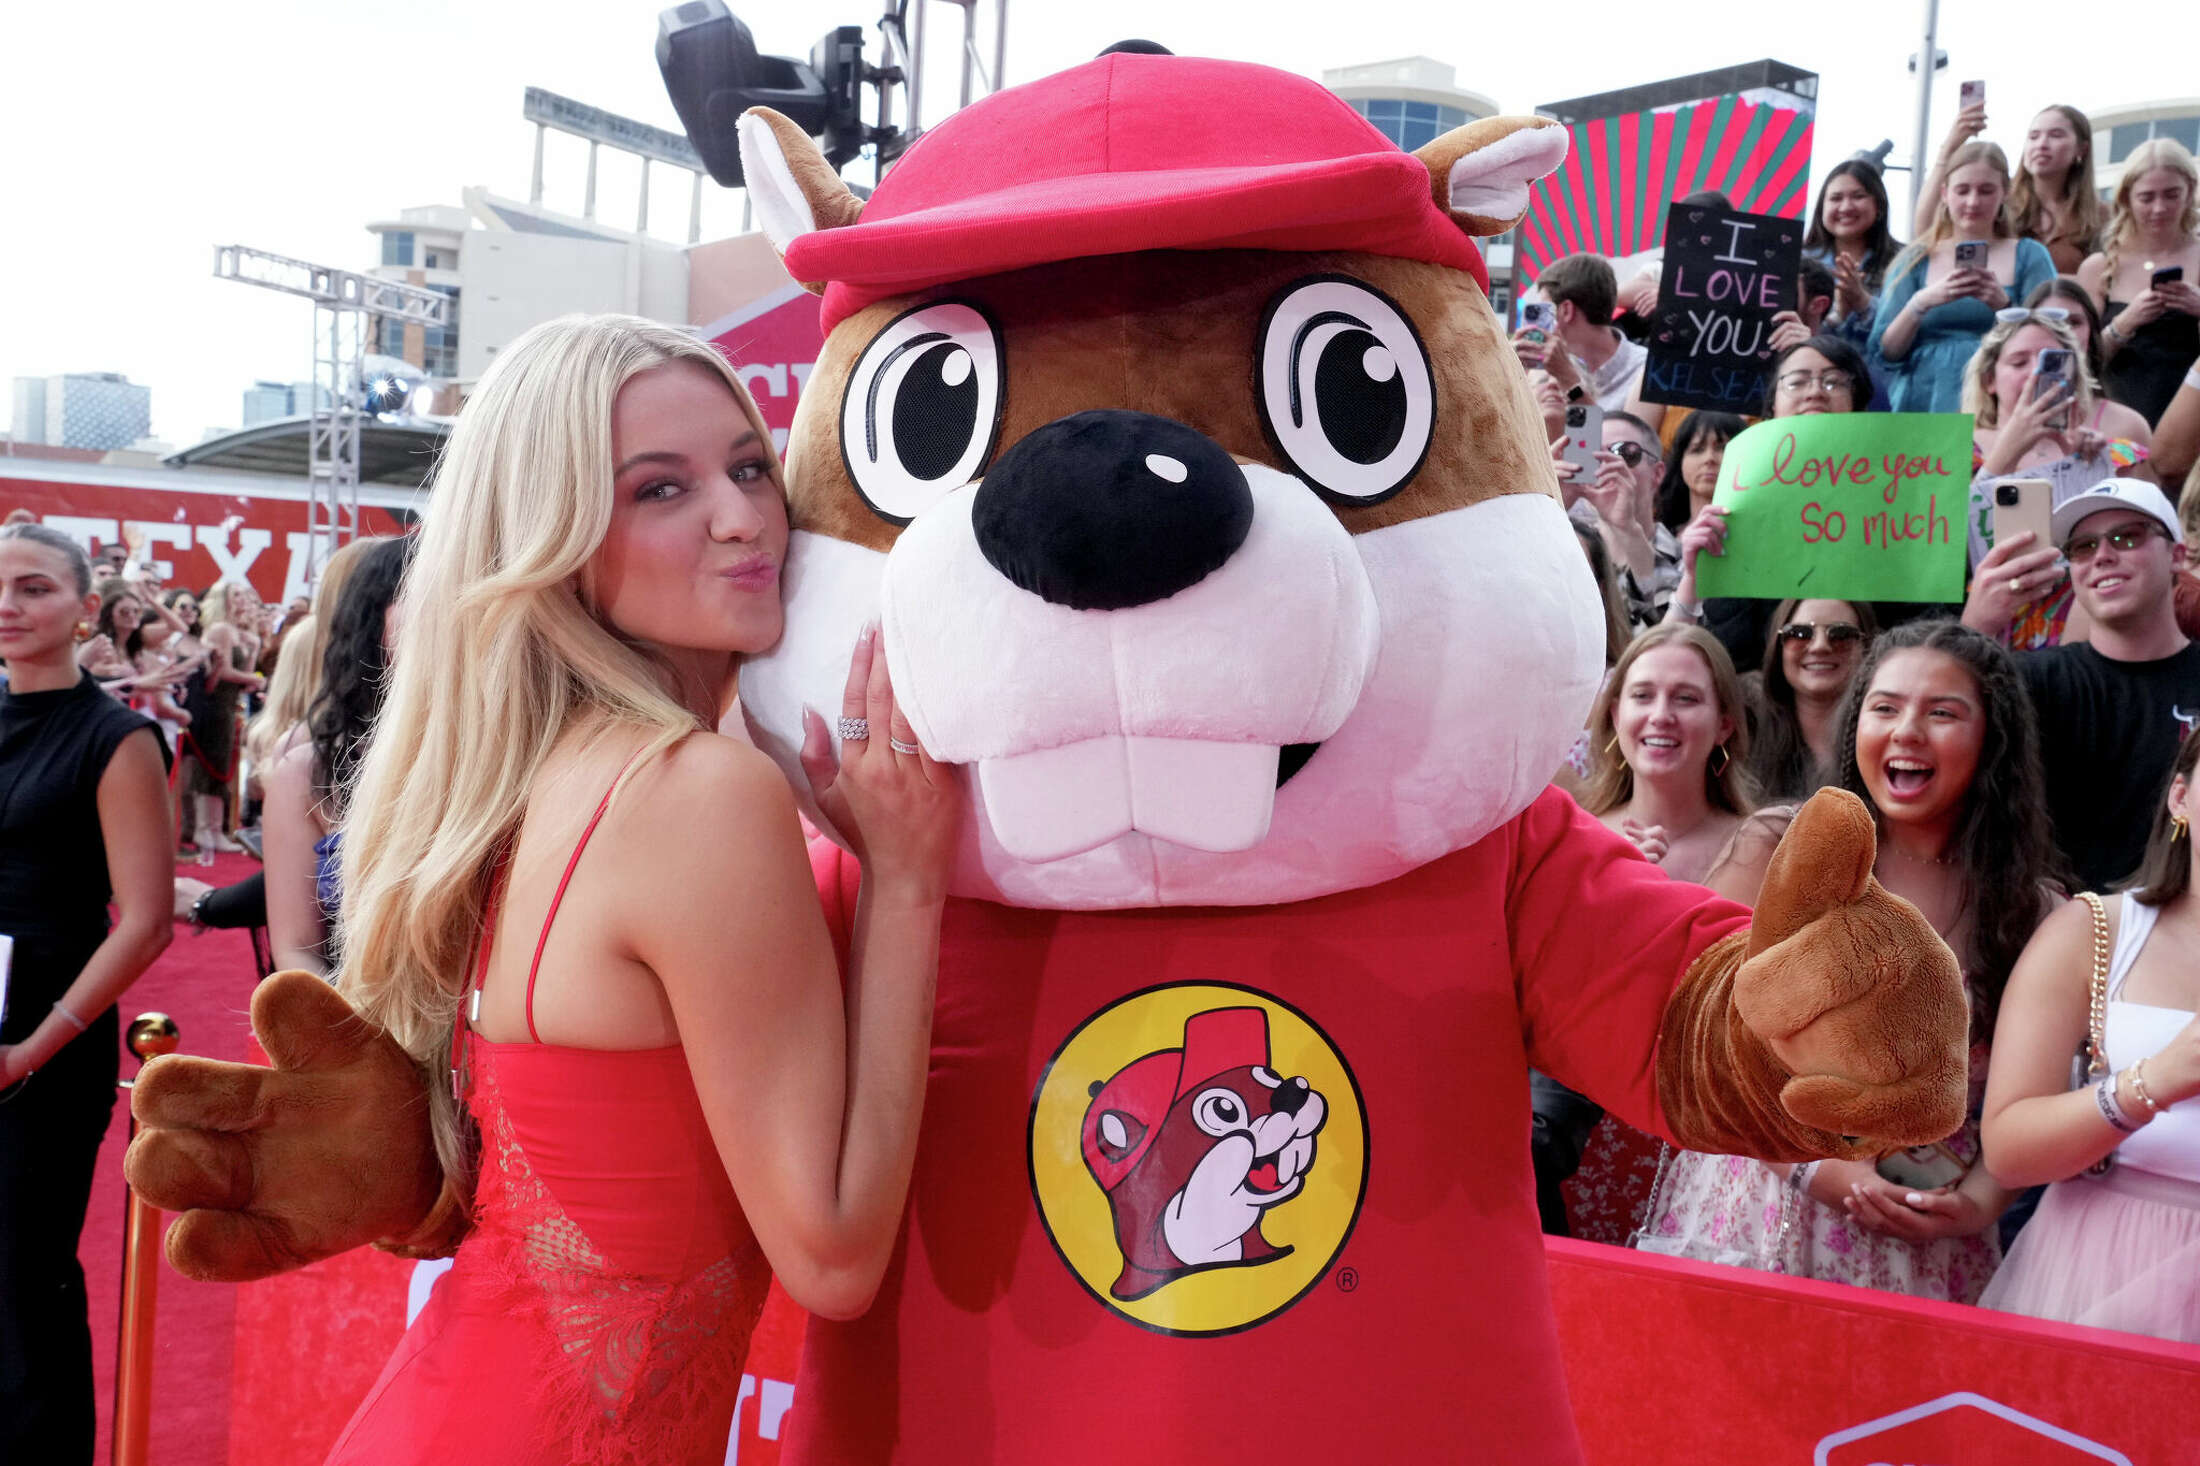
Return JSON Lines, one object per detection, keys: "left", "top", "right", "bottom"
{"left": 1641, "top": 204, "right": 1802, "bottom": 414}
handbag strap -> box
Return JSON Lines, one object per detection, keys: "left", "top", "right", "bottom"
{"left": 2078, "top": 891, "right": 2112, "bottom": 1079}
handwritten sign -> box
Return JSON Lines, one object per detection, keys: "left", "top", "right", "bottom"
{"left": 1694, "top": 413, "right": 1973, "bottom": 603}
{"left": 1641, "top": 204, "right": 1802, "bottom": 414}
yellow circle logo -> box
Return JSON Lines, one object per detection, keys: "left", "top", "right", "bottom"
{"left": 1028, "top": 983, "right": 1369, "bottom": 1337}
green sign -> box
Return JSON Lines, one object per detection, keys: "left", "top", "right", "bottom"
{"left": 1694, "top": 413, "right": 1972, "bottom": 604}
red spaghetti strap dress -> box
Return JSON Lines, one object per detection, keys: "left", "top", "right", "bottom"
{"left": 327, "top": 768, "right": 770, "bottom": 1465}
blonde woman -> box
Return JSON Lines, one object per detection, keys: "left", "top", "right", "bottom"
{"left": 1871, "top": 142, "right": 2058, "bottom": 412}
{"left": 1578, "top": 623, "right": 1755, "bottom": 885}
{"left": 316, "top": 315, "right": 958, "bottom": 1465}
{"left": 1964, "top": 310, "right": 2158, "bottom": 649}
{"left": 2080, "top": 138, "right": 2200, "bottom": 426}
{"left": 177, "top": 579, "right": 266, "bottom": 852}
{"left": 1913, "top": 102, "right": 2102, "bottom": 272}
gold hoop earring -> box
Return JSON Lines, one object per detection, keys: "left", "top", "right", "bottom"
{"left": 1707, "top": 743, "right": 1731, "bottom": 777}
{"left": 1604, "top": 735, "right": 1620, "bottom": 757}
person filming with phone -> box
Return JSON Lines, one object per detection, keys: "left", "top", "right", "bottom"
{"left": 1873, "top": 142, "right": 2057, "bottom": 412}
{"left": 2080, "top": 139, "right": 2200, "bottom": 428}
{"left": 1966, "top": 481, "right": 2200, "bottom": 890}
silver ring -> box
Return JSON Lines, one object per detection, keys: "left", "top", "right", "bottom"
{"left": 837, "top": 716, "right": 870, "bottom": 741}
{"left": 889, "top": 737, "right": 921, "bottom": 756}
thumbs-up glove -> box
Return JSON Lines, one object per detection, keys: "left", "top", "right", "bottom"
{"left": 124, "top": 970, "right": 463, "bottom": 1282}
{"left": 1655, "top": 789, "right": 1970, "bottom": 1161}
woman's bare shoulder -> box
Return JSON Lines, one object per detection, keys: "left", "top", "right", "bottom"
{"left": 613, "top": 730, "right": 799, "bottom": 838}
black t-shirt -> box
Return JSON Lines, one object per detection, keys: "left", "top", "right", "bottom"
{"left": 0, "top": 672, "right": 165, "bottom": 1040}
{"left": 2019, "top": 641, "right": 2200, "bottom": 891}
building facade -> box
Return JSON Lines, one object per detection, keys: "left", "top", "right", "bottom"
{"left": 240, "top": 380, "right": 329, "bottom": 427}
{"left": 2090, "top": 98, "right": 2200, "bottom": 197}
{"left": 1320, "top": 59, "right": 1514, "bottom": 309}
{"left": 9, "top": 372, "right": 152, "bottom": 451}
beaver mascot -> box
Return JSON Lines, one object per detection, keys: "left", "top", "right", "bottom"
{"left": 128, "top": 52, "right": 1966, "bottom": 1464}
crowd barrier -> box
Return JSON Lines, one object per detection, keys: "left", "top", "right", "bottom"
{"left": 221, "top": 1229, "right": 2200, "bottom": 1465}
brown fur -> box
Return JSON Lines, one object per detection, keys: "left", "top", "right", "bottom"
{"left": 789, "top": 249, "right": 1560, "bottom": 552}
{"left": 748, "top": 108, "right": 865, "bottom": 293}
{"left": 1654, "top": 790, "right": 1969, "bottom": 1159}
{"left": 1414, "top": 116, "right": 1561, "bottom": 236}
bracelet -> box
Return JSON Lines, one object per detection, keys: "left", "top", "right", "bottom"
{"left": 1671, "top": 597, "right": 1706, "bottom": 624}
{"left": 1790, "top": 1160, "right": 1822, "bottom": 1199}
{"left": 2096, "top": 1074, "right": 2142, "bottom": 1133}
{"left": 52, "top": 1000, "right": 89, "bottom": 1034}
{"left": 2102, "top": 323, "right": 2124, "bottom": 347}
{"left": 2129, "top": 1060, "right": 2163, "bottom": 1118}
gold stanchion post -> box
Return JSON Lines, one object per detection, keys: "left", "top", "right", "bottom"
{"left": 114, "top": 1012, "right": 179, "bottom": 1466}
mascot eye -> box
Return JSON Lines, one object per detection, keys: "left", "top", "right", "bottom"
{"left": 839, "top": 300, "right": 1006, "bottom": 524}
{"left": 1192, "top": 1089, "right": 1247, "bottom": 1137}
{"left": 1254, "top": 275, "right": 1435, "bottom": 506}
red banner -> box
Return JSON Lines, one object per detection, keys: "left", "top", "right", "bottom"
{"left": 0, "top": 462, "right": 412, "bottom": 607}
{"left": 702, "top": 284, "right": 826, "bottom": 463}
{"left": 227, "top": 1234, "right": 2200, "bottom": 1464}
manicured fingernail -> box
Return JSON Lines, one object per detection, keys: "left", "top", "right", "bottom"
{"left": 1906, "top": 1193, "right": 1924, "bottom": 1207}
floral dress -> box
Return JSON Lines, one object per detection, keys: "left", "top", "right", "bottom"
{"left": 1635, "top": 989, "right": 2000, "bottom": 1305}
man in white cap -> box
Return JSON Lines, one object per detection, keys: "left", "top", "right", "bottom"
{"left": 1964, "top": 479, "right": 2198, "bottom": 888}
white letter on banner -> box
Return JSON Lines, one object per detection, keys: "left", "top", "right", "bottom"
{"left": 195, "top": 525, "right": 272, "bottom": 585}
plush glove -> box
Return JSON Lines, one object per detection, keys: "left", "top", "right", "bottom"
{"left": 124, "top": 970, "right": 462, "bottom": 1282}
{"left": 1656, "top": 788, "right": 1970, "bottom": 1161}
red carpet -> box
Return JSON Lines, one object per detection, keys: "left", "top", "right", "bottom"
{"left": 82, "top": 852, "right": 262, "bottom": 1466}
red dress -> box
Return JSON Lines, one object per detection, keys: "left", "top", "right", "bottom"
{"left": 328, "top": 772, "right": 770, "bottom": 1465}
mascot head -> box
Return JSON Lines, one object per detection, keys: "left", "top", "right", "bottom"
{"left": 737, "top": 52, "right": 1602, "bottom": 909}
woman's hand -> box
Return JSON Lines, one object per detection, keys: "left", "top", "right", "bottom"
{"left": 1844, "top": 1176, "right": 1996, "bottom": 1241}
{"left": 2117, "top": 287, "right": 2168, "bottom": 334}
{"left": 1963, "top": 270, "right": 2011, "bottom": 311}
{"left": 1989, "top": 378, "right": 2077, "bottom": 466}
{"left": 1676, "top": 503, "right": 1729, "bottom": 579}
{"left": 1768, "top": 309, "right": 1812, "bottom": 355}
{"left": 1833, "top": 254, "right": 1872, "bottom": 322}
{"left": 1939, "top": 103, "right": 1988, "bottom": 162}
{"left": 1961, "top": 530, "right": 2066, "bottom": 634}
{"left": 1620, "top": 819, "right": 1669, "bottom": 864}
{"left": 1579, "top": 451, "right": 1636, "bottom": 528}
{"left": 2160, "top": 279, "right": 2200, "bottom": 319}
{"left": 800, "top": 624, "right": 962, "bottom": 904}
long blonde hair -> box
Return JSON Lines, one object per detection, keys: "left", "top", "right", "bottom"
{"left": 2007, "top": 105, "right": 2101, "bottom": 260}
{"left": 244, "top": 613, "right": 317, "bottom": 773}
{"left": 2100, "top": 138, "right": 2200, "bottom": 300}
{"left": 337, "top": 314, "right": 781, "bottom": 1187}
{"left": 1890, "top": 141, "right": 2015, "bottom": 281}
{"left": 1960, "top": 311, "right": 2095, "bottom": 428}
{"left": 1581, "top": 624, "right": 1756, "bottom": 817}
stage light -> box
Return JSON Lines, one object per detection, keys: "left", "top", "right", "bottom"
{"left": 658, "top": 1, "right": 859, "bottom": 186}
{"left": 361, "top": 374, "right": 412, "bottom": 416}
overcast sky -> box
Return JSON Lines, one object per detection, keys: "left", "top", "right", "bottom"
{"left": 3, "top": 0, "right": 2188, "bottom": 447}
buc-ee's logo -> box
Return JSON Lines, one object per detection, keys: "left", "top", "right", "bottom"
{"left": 1028, "top": 983, "right": 1368, "bottom": 1337}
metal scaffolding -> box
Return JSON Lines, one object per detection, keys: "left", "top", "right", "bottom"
{"left": 212, "top": 245, "right": 450, "bottom": 584}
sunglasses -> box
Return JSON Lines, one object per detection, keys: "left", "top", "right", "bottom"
{"left": 1776, "top": 621, "right": 1866, "bottom": 646}
{"left": 1994, "top": 306, "right": 2073, "bottom": 325}
{"left": 1609, "top": 440, "right": 1660, "bottom": 467}
{"left": 2065, "top": 523, "right": 2169, "bottom": 562}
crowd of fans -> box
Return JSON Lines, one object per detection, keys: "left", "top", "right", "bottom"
{"left": 1532, "top": 102, "right": 2200, "bottom": 1347}
{"left": 3, "top": 91, "right": 2198, "bottom": 1460}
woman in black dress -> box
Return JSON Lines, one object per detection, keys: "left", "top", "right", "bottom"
{"left": 0, "top": 522, "right": 174, "bottom": 1460}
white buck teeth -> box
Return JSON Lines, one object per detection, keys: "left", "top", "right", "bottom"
{"left": 978, "top": 737, "right": 1283, "bottom": 863}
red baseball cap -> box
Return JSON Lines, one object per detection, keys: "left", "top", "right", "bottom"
{"left": 1080, "top": 1007, "right": 1274, "bottom": 1191}
{"left": 788, "top": 52, "right": 1490, "bottom": 334}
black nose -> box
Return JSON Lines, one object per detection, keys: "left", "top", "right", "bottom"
{"left": 970, "top": 410, "right": 1253, "bottom": 611}
{"left": 1270, "top": 1076, "right": 1312, "bottom": 1117}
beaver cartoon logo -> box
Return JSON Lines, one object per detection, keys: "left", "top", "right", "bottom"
{"left": 1030, "top": 983, "right": 1367, "bottom": 1336}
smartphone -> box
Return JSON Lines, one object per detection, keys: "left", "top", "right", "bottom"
{"left": 1959, "top": 79, "right": 1986, "bottom": 111}
{"left": 1560, "top": 401, "right": 1604, "bottom": 475}
{"left": 1953, "top": 240, "right": 1988, "bottom": 271}
{"left": 1992, "top": 478, "right": 2054, "bottom": 552}
{"left": 1876, "top": 1142, "right": 1968, "bottom": 1191}
{"left": 1519, "top": 300, "right": 1557, "bottom": 339}
{"left": 2033, "top": 347, "right": 2074, "bottom": 428}
{"left": 2154, "top": 265, "right": 2186, "bottom": 289}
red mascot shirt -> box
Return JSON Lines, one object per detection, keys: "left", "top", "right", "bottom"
{"left": 787, "top": 789, "right": 1746, "bottom": 1464}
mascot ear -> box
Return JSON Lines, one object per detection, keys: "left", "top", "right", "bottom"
{"left": 737, "top": 108, "right": 865, "bottom": 293}
{"left": 1416, "top": 117, "right": 1569, "bottom": 238}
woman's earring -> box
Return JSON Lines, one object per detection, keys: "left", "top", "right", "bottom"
{"left": 76, "top": 620, "right": 92, "bottom": 639}
{"left": 2174, "top": 813, "right": 2191, "bottom": 842}
{"left": 1604, "top": 735, "right": 1621, "bottom": 757}
{"left": 1707, "top": 743, "right": 1732, "bottom": 777}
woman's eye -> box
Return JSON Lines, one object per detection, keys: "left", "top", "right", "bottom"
{"left": 731, "top": 461, "right": 768, "bottom": 484}
{"left": 637, "top": 479, "right": 681, "bottom": 502}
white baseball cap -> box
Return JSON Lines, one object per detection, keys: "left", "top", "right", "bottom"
{"left": 2050, "top": 479, "right": 2185, "bottom": 548}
